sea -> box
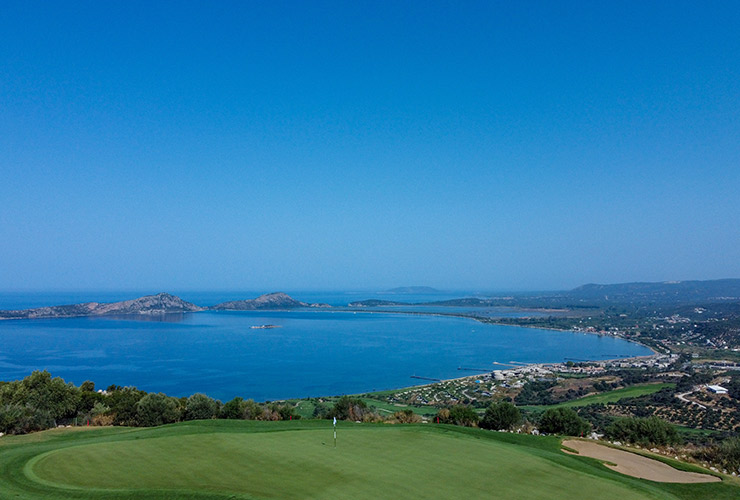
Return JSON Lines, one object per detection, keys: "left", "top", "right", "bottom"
{"left": 0, "top": 291, "right": 653, "bottom": 402}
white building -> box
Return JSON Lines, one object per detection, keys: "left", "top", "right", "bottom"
{"left": 706, "top": 385, "right": 728, "bottom": 394}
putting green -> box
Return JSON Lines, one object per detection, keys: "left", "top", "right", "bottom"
{"left": 2, "top": 421, "right": 735, "bottom": 499}
{"left": 26, "top": 427, "right": 660, "bottom": 499}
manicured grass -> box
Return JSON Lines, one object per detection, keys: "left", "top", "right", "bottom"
{"left": 288, "top": 394, "right": 435, "bottom": 418}
{"left": 524, "top": 383, "right": 675, "bottom": 411}
{"left": 1, "top": 420, "right": 737, "bottom": 499}
{"left": 357, "top": 397, "right": 436, "bottom": 416}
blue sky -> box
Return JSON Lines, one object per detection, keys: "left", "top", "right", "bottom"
{"left": 1, "top": 1, "right": 739, "bottom": 292}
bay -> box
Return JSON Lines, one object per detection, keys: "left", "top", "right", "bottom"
{"left": 0, "top": 292, "right": 652, "bottom": 401}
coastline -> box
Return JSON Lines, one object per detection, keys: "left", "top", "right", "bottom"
{"left": 1, "top": 302, "right": 661, "bottom": 402}
{"left": 332, "top": 306, "right": 661, "bottom": 360}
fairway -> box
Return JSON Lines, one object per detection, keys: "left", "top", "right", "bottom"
{"left": 524, "top": 383, "right": 675, "bottom": 411}
{"left": 1, "top": 420, "right": 737, "bottom": 499}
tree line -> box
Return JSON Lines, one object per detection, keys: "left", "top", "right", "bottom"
{"left": 0, "top": 371, "right": 301, "bottom": 434}
{"left": 0, "top": 370, "right": 687, "bottom": 452}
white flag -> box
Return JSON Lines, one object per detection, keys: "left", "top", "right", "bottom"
{"left": 333, "top": 417, "right": 337, "bottom": 426}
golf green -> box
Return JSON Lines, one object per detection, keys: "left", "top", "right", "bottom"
{"left": 1, "top": 421, "right": 737, "bottom": 499}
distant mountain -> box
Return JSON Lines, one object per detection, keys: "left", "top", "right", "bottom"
{"left": 209, "top": 292, "right": 330, "bottom": 311}
{"left": 567, "top": 279, "right": 740, "bottom": 304}
{"left": 0, "top": 293, "right": 203, "bottom": 320}
{"left": 384, "top": 286, "right": 441, "bottom": 294}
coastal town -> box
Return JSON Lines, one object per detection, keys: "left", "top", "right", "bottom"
{"left": 362, "top": 351, "right": 740, "bottom": 434}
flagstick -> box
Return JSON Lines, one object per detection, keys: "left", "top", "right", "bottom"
{"left": 333, "top": 416, "right": 337, "bottom": 448}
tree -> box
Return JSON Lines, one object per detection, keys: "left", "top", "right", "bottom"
{"left": 480, "top": 401, "right": 521, "bottom": 430}
{"left": 221, "top": 397, "right": 247, "bottom": 419}
{"left": 135, "top": 393, "right": 180, "bottom": 427}
{"left": 0, "top": 403, "right": 53, "bottom": 434}
{"left": 436, "top": 405, "right": 479, "bottom": 427}
{"left": 80, "top": 380, "right": 95, "bottom": 392}
{"left": 244, "top": 399, "right": 262, "bottom": 420}
{"left": 328, "top": 396, "right": 371, "bottom": 421}
{"left": 184, "top": 393, "right": 220, "bottom": 421}
{"left": 0, "top": 371, "right": 80, "bottom": 426}
{"left": 77, "top": 390, "right": 104, "bottom": 415}
{"left": 538, "top": 408, "right": 591, "bottom": 436}
{"left": 605, "top": 416, "right": 681, "bottom": 446}
{"left": 108, "top": 387, "right": 146, "bottom": 426}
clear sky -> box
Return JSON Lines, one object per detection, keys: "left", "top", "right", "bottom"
{"left": 1, "top": 1, "right": 739, "bottom": 292}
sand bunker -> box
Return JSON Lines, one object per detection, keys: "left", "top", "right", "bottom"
{"left": 562, "top": 439, "right": 720, "bottom": 483}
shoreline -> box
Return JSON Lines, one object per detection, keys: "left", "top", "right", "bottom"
{"left": 1, "top": 305, "right": 663, "bottom": 403}
{"left": 330, "top": 306, "right": 661, "bottom": 360}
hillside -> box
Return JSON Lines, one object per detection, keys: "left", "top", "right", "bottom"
{"left": 567, "top": 279, "right": 740, "bottom": 304}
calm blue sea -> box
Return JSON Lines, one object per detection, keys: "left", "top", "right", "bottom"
{"left": 0, "top": 292, "right": 652, "bottom": 401}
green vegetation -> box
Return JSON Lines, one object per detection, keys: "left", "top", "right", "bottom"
{"left": 2, "top": 420, "right": 737, "bottom": 499}
{"left": 435, "top": 405, "right": 479, "bottom": 426}
{"left": 480, "top": 401, "right": 522, "bottom": 430}
{"left": 515, "top": 380, "right": 558, "bottom": 405}
{"left": 322, "top": 395, "right": 374, "bottom": 421}
{"left": 605, "top": 416, "right": 682, "bottom": 446}
{"left": 539, "top": 408, "right": 591, "bottom": 436}
{"left": 0, "top": 371, "right": 304, "bottom": 435}
{"left": 524, "top": 383, "right": 675, "bottom": 411}
{"left": 694, "top": 437, "right": 740, "bottom": 473}
{"left": 135, "top": 393, "right": 180, "bottom": 427}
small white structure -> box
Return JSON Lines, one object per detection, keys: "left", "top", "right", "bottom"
{"left": 707, "top": 385, "right": 728, "bottom": 394}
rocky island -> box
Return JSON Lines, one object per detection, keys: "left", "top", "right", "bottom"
{"left": 0, "top": 293, "right": 203, "bottom": 320}
{"left": 0, "top": 292, "right": 330, "bottom": 320}
{"left": 209, "top": 292, "right": 329, "bottom": 311}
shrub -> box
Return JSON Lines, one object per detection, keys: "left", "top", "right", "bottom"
{"left": 694, "top": 437, "right": 740, "bottom": 472}
{"left": 514, "top": 380, "right": 557, "bottom": 405}
{"left": 220, "top": 397, "right": 247, "bottom": 419}
{"left": 184, "top": 393, "right": 220, "bottom": 421}
{"left": 392, "top": 409, "right": 421, "bottom": 424}
{"left": 480, "top": 401, "right": 521, "bottom": 430}
{"left": 328, "top": 396, "right": 372, "bottom": 421}
{"left": 108, "top": 387, "right": 146, "bottom": 426}
{"left": 437, "top": 405, "right": 479, "bottom": 427}
{"left": 538, "top": 408, "right": 591, "bottom": 436}
{"left": 136, "top": 393, "right": 181, "bottom": 427}
{"left": 605, "top": 416, "right": 681, "bottom": 446}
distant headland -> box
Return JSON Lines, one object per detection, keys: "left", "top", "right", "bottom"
{"left": 0, "top": 292, "right": 328, "bottom": 320}
{"left": 2, "top": 278, "right": 739, "bottom": 320}
{"left": 383, "top": 286, "right": 442, "bottom": 294}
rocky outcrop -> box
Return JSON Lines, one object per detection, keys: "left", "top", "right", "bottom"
{"left": 210, "top": 292, "right": 329, "bottom": 310}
